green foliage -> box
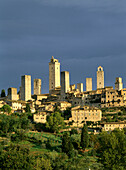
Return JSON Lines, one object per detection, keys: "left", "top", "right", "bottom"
{"left": 35, "top": 157, "right": 52, "bottom": 170}
{"left": 11, "top": 129, "right": 27, "bottom": 142}
{"left": 70, "top": 128, "right": 78, "bottom": 135}
{"left": 96, "top": 129, "right": 126, "bottom": 169}
{"left": 0, "top": 114, "right": 31, "bottom": 135}
{"left": 62, "top": 132, "right": 74, "bottom": 155}
{"left": 25, "top": 103, "right": 31, "bottom": 113}
{"left": 63, "top": 107, "right": 71, "bottom": 120}
{"left": 34, "top": 122, "right": 46, "bottom": 132}
{"left": 71, "top": 134, "right": 81, "bottom": 150}
{"left": 1, "top": 104, "right": 11, "bottom": 114}
{"left": 54, "top": 105, "right": 62, "bottom": 113}
{"left": 1, "top": 89, "right": 6, "bottom": 97}
{"left": 81, "top": 124, "right": 89, "bottom": 150}
{"left": 0, "top": 144, "right": 35, "bottom": 169}
{"left": 46, "top": 112, "right": 64, "bottom": 133}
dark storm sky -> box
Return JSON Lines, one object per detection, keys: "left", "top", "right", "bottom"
{"left": 0, "top": 0, "right": 126, "bottom": 94}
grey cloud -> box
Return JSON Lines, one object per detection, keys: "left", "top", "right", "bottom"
{"left": 0, "top": 0, "right": 126, "bottom": 94}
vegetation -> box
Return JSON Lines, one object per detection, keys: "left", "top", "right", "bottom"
{"left": 46, "top": 112, "right": 64, "bottom": 133}
{"left": 1, "top": 104, "right": 12, "bottom": 114}
{"left": 96, "top": 129, "right": 126, "bottom": 169}
{"left": 25, "top": 103, "right": 31, "bottom": 113}
{"left": 0, "top": 109, "right": 126, "bottom": 169}
{"left": 81, "top": 124, "right": 89, "bottom": 150}
{"left": 1, "top": 89, "right": 6, "bottom": 97}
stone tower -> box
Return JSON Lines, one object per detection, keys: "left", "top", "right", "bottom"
{"left": 21, "top": 75, "right": 31, "bottom": 101}
{"left": 97, "top": 66, "right": 104, "bottom": 89}
{"left": 115, "top": 77, "right": 123, "bottom": 91}
{"left": 34, "top": 79, "right": 41, "bottom": 95}
{"left": 49, "top": 56, "right": 60, "bottom": 92}
{"left": 77, "top": 83, "right": 83, "bottom": 92}
{"left": 86, "top": 78, "right": 92, "bottom": 91}
{"left": 8, "top": 87, "right": 18, "bottom": 100}
{"left": 61, "top": 71, "right": 70, "bottom": 95}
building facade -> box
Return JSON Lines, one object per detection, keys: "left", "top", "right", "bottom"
{"left": 8, "top": 87, "right": 18, "bottom": 100}
{"left": 61, "top": 71, "right": 70, "bottom": 95}
{"left": 77, "top": 83, "right": 83, "bottom": 92}
{"left": 97, "top": 66, "right": 104, "bottom": 89}
{"left": 86, "top": 78, "right": 92, "bottom": 91}
{"left": 49, "top": 56, "right": 60, "bottom": 92}
{"left": 34, "top": 79, "right": 41, "bottom": 95}
{"left": 115, "top": 77, "right": 123, "bottom": 91}
{"left": 70, "top": 105, "right": 102, "bottom": 124}
{"left": 20, "top": 75, "right": 31, "bottom": 101}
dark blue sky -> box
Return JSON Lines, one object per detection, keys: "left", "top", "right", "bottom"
{"left": 0, "top": 0, "right": 126, "bottom": 94}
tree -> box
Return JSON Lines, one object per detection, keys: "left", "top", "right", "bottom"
{"left": 46, "top": 112, "right": 64, "bottom": 133}
{"left": 0, "top": 144, "right": 35, "bottom": 169}
{"left": 96, "top": 129, "right": 126, "bottom": 169}
{"left": 63, "top": 107, "right": 71, "bottom": 120}
{"left": 35, "top": 157, "right": 52, "bottom": 170}
{"left": 1, "top": 104, "right": 11, "bottom": 114}
{"left": 81, "top": 124, "right": 89, "bottom": 150}
{"left": 25, "top": 103, "right": 31, "bottom": 113}
{"left": 1, "top": 89, "right": 6, "bottom": 97}
{"left": 62, "top": 132, "right": 74, "bottom": 155}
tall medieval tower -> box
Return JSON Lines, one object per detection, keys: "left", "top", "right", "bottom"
{"left": 20, "top": 75, "right": 31, "bottom": 101}
{"left": 97, "top": 66, "right": 104, "bottom": 89}
{"left": 34, "top": 79, "right": 41, "bottom": 95}
{"left": 49, "top": 56, "right": 60, "bottom": 92}
{"left": 61, "top": 71, "right": 70, "bottom": 95}
{"left": 115, "top": 77, "right": 123, "bottom": 91}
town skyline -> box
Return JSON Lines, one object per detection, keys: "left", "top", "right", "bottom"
{"left": 1, "top": 56, "right": 125, "bottom": 95}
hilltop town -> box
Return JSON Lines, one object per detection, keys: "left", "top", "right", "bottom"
{"left": 0, "top": 57, "right": 126, "bottom": 170}
{"left": 0, "top": 56, "right": 126, "bottom": 132}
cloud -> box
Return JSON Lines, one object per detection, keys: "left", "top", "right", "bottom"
{"left": 0, "top": 0, "right": 126, "bottom": 93}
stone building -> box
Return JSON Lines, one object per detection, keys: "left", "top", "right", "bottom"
{"left": 33, "top": 112, "right": 47, "bottom": 123}
{"left": 86, "top": 78, "right": 92, "bottom": 91}
{"left": 101, "top": 122, "right": 126, "bottom": 131}
{"left": 77, "top": 83, "right": 83, "bottom": 92}
{"left": 70, "top": 84, "right": 76, "bottom": 91}
{"left": 61, "top": 71, "right": 70, "bottom": 95}
{"left": 49, "top": 56, "right": 60, "bottom": 92}
{"left": 69, "top": 105, "right": 102, "bottom": 127}
{"left": 34, "top": 79, "right": 41, "bottom": 95}
{"left": 20, "top": 75, "right": 31, "bottom": 101}
{"left": 115, "top": 77, "right": 123, "bottom": 91}
{"left": 8, "top": 87, "right": 18, "bottom": 100}
{"left": 97, "top": 66, "right": 104, "bottom": 89}
{"left": 101, "top": 88, "right": 126, "bottom": 108}
{"left": 56, "top": 101, "right": 71, "bottom": 111}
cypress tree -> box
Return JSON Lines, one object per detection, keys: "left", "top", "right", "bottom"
{"left": 1, "top": 89, "right": 6, "bottom": 97}
{"left": 81, "top": 124, "right": 89, "bottom": 150}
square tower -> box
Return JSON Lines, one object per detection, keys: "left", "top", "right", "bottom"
{"left": 97, "top": 66, "right": 104, "bottom": 89}
{"left": 115, "top": 77, "right": 123, "bottom": 91}
{"left": 86, "top": 78, "right": 92, "bottom": 91}
{"left": 34, "top": 79, "right": 41, "bottom": 95}
{"left": 21, "top": 75, "right": 31, "bottom": 101}
{"left": 8, "top": 87, "right": 18, "bottom": 100}
{"left": 49, "top": 56, "right": 60, "bottom": 92}
{"left": 77, "top": 83, "right": 83, "bottom": 92}
{"left": 61, "top": 71, "right": 70, "bottom": 95}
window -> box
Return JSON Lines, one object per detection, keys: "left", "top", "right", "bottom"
{"left": 85, "top": 117, "right": 87, "bottom": 119}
